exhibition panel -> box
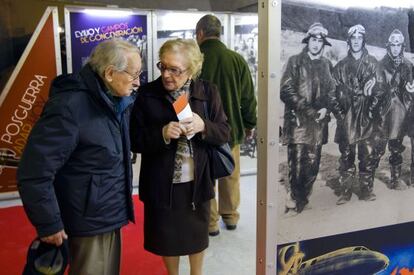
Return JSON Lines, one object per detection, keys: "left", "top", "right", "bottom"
{"left": 0, "top": 7, "right": 61, "bottom": 197}
{"left": 256, "top": 1, "right": 279, "bottom": 274}
{"left": 152, "top": 11, "right": 228, "bottom": 79}
{"left": 274, "top": 0, "right": 414, "bottom": 274}
{"left": 231, "top": 13, "right": 258, "bottom": 94}
{"left": 64, "top": 6, "right": 152, "bottom": 83}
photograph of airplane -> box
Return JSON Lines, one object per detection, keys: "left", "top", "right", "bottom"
{"left": 278, "top": 243, "right": 389, "bottom": 275}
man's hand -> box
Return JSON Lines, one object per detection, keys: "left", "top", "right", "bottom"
{"left": 40, "top": 230, "right": 68, "bottom": 246}
{"left": 316, "top": 108, "right": 327, "bottom": 123}
{"left": 406, "top": 81, "right": 414, "bottom": 93}
{"left": 363, "top": 77, "right": 376, "bottom": 96}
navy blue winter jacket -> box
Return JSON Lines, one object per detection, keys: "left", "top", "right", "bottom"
{"left": 17, "top": 65, "right": 135, "bottom": 237}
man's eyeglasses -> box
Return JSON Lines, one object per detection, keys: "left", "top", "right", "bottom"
{"left": 156, "top": 62, "right": 188, "bottom": 77}
{"left": 122, "top": 69, "right": 142, "bottom": 81}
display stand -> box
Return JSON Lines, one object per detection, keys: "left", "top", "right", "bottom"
{"left": 257, "top": 1, "right": 280, "bottom": 274}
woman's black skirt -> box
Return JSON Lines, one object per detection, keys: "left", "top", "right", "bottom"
{"left": 143, "top": 181, "right": 210, "bottom": 256}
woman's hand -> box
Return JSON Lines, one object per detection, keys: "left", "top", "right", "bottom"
{"left": 162, "top": 121, "right": 184, "bottom": 141}
{"left": 180, "top": 113, "right": 205, "bottom": 136}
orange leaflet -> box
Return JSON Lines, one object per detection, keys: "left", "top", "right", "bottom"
{"left": 172, "top": 94, "right": 188, "bottom": 114}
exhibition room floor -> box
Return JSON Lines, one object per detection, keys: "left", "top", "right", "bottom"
{"left": 0, "top": 156, "right": 257, "bottom": 275}
{"left": 132, "top": 155, "right": 257, "bottom": 274}
{"left": 133, "top": 154, "right": 257, "bottom": 275}
{"left": 183, "top": 172, "right": 257, "bottom": 275}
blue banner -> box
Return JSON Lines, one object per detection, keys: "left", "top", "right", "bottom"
{"left": 68, "top": 10, "right": 148, "bottom": 83}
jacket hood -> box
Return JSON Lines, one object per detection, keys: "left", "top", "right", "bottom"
{"left": 49, "top": 74, "right": 82, "bottom": 97}
{"left": 49, "top": 69, "right": 90, "bottom": 98}
{"left": 49, "top": 65, "right": 134, "bottom": 116}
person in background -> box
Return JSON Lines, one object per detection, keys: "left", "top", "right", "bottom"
{"left": 375, "top": 29, "right": 414, "bottom": 190}
{"left": 130, "top": 38, "right": 230, "bottom": 275}
{"left": 281, "top": 22, "right": 335, "bottom": 215}
{"left": 17, "top": 38, "right": 141, "bottom": 275}
{"left": 330, "top": 24, "right": 385, "bottom": 205}
{"left": 196, "top": 14, "right": 257, "bottom": 236}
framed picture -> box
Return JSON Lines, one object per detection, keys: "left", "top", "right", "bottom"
{"left": 275, "top": 0, "right": 414, "bottom": 273}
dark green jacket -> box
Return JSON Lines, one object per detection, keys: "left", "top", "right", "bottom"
{"left": 199, "top": 39, "right": 257, "bottom": 146}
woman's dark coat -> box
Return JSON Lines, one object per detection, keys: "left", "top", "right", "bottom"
{"left": 130, "top": 77, "right": 230, "bottom": 208}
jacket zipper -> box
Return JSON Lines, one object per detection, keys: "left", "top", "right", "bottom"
{"left": 188, "top": 132, "right": 197, "bottom": 211}
{"left": 188, "top": 90, "right": 198, "bottom": 211}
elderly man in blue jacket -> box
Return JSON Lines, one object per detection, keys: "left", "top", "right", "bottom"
{"left": 17, "top": 38, "right": 141, "bottom": 275}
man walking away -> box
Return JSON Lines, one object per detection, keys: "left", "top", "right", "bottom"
{"left": 196, "top": 14, "right": 257, "bottom": 236}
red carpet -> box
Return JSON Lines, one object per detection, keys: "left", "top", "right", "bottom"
{"left": 0, "top": 195, "right": 167, "bottom": 275}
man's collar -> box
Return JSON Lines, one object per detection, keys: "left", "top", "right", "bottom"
{"left": 200, "top": 37, "right": 223, "bottom": 48}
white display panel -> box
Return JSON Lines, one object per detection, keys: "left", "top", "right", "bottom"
{"left": 152, "top": 11, "right": 229, "bottom": 79}
{"left": 256, "top": 1, "right": 280, "bottom": 274}
{"left": 230, "top": 13, "right": 258, "bottom": 91}
{"left": 229, "top": 14, "right": 259, "bottom": 164}
{"left": 272, "top": 1, "right": 414, "bottom": 275}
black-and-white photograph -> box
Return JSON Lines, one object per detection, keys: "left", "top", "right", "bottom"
{"left": 278, "top": 0, "right": 414, "bottom": 243}
{"left": 154, "top": 12, "right": 227, "bottom": 79}
{"left": 232, "top": 15, "right": 258, "bottom": 94}
{"left": 232, "top": 15, "right": 258, "bottom": 160}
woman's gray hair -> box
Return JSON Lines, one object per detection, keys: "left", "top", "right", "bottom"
{"left": 88, "top": 38, "right": 140, "bottom": 76}
{"left": 159, "top": 38, "right": 204, "bottom": 78}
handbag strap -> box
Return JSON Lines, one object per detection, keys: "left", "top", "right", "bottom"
{"left": 202, "top": 81, "right": 210, "bottom": 120}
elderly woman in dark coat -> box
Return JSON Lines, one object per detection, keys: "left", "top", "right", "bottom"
{"left": 130, "top": 38, "right": 230, "bottom": 275}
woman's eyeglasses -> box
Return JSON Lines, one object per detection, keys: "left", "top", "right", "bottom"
{"left": 156, "top": 62, "right": 188, "bottom": 77}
